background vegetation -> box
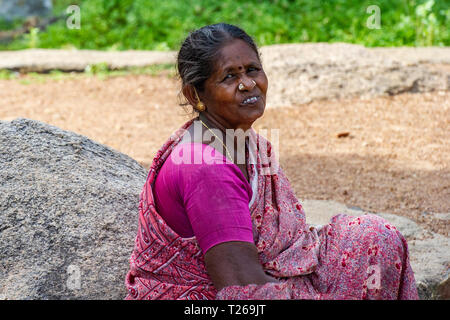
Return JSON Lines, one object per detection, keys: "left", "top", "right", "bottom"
{"left": 0, "top": 0, "right": 448, "bottom": 51}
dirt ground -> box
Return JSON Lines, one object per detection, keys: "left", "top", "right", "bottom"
{"left": 0, "top": 72, "right": 448, "bottom": 236}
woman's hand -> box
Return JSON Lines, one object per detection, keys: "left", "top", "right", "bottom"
{"left": 204, "top": 241, "right": 278, "bottom": 291}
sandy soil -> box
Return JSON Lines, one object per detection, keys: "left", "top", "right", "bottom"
{"left": 0, "top": 72, "right": 448, "bottom": 236}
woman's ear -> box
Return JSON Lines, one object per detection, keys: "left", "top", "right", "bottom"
{"left": 182, "top": 85, "right": 199, "bottom": 108}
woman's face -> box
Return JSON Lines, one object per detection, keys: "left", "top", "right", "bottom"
{"left": 200, "top": 39, "right": 268, "bottom": 131}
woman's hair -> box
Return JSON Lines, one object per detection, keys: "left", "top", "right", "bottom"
{"left": 176, "top": 23, "right": 260, "bottom": 112}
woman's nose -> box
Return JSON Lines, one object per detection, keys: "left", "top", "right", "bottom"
{"left": 239, "top": 76, "right": 256, "bottom": 91}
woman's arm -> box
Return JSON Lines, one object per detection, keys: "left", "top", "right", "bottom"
{"left": 173, "top": 146, "right": 276, "bottom": 290}
{"left": 204, "top": 241, "right": 278, "bottom": 291}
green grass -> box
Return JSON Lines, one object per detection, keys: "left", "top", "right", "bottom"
{"left": 84, "top": 63, "right": 176, "bottom": 78}
{"left": 0, "top": 63, "right": 176, "bottom": 83}
{"left": 0, "top": 69, "right": 17, "bottom": 80}
{"left": 0, "top": 0, "right": 448, "bottom": 51}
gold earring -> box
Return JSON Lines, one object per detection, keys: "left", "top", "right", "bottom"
{"left": 194, "top": 89, "right": 205, "bottom": 112}
{"left": 196, "top": 101, "right": 205, "bottom": 112}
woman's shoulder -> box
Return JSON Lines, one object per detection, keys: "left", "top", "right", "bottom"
{"left": 165, "top": 142, "right": 248, "bottom": 187}
{"left": 170, "top": 141, "right": 230, "bottom": 166}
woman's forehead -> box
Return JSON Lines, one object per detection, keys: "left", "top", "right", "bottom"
{"left": 214, "top": 39, "right": 260, "bottom": 72}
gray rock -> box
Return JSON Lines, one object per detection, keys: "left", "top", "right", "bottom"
{"left": 259, "top": 43, "right": 449, "bottom": 107}
{"left": 0, "top": 118, "right": 146, "bottom": 299}
{"left": 0, "top": 49, "right": 177, "bottom": 73}
{"left": 408, "top": 233, "right": 450, "bottom": 300}
{"left": 0, "top": 0, "right": 52, "bottom": 21}
{"left": 303, "top": 199, "right": 450, "bottom": 300}
{"left": 371, "top": 47, "right": 450, "bottom": 65}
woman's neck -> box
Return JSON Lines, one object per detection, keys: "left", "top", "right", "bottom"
{"left": 197, "top": 112, "right": 249, "bottom": 166}
{"left": 198, "top": 112, "right": 226, "bottom": 134}
{"left": 198, "top": 112, "right": 252, "bottom": 133}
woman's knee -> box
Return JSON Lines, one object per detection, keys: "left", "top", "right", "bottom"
{"left": 329, "top": 213, "right": 407, "bottom": 256}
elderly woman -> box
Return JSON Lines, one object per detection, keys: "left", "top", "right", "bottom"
{"left": 124, "top": 23, "right": 418, "bottom": 300}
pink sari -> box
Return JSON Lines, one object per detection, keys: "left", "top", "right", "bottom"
{"left": 124, "top": 118, "right": 418, "bottom": 300}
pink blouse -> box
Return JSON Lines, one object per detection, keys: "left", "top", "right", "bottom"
{"left": 153, "top": 142, "right": 254, "bottom": 253}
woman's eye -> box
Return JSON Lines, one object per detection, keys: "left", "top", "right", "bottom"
{"left": 223, "top": 74, "right": 234, "bottom": 81}
{"left": 248, "top": 67, "right": 259, "bottom": 73}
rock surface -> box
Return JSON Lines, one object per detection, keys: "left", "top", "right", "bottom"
{"left": 259, "top": 43, "right": 449, "bottom": 107}
{"left": 0, "top": 119, "right": 448, "bottom": 299}
{"left": 0, "top": 49, "right": 176, "bottom": 73}
{"left": 0, "top": 118, "right": 146, "bottom": 299}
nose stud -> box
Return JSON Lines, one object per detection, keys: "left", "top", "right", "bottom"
{"left": 238, "top": 80, "right": 256, "bottom": 91}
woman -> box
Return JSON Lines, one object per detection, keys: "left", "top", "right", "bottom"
{"left": 125, "top": 23, "right": 418, "bottom": 300}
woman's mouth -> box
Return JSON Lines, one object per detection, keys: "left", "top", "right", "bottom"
{"left": 241, "top": 95, "right": 260, "bottom": 106}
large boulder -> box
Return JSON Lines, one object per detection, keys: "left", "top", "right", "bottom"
{"left": 259, "top": 43, "right": 449, "bottom": 107}
{"left": 0, "top": 118, "right": 146, "bottom": 299}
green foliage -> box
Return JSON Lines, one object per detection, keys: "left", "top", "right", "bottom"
{"left": 0, "top": 0, "right": 448, "bottom": 50}
{"left": 0, "top": 69, "right": 16, "bottom": 80}
{"left": 0, "top": 16, "right": 25, "bottom": 30}
{"left": 414, "top": 0, "right": 442, "bottom": 45}
{"left": 26, "top": 27, "right": 41, "bottom": 48}
{"left": 83, "top": 62, "right": 175, "bottom": 79}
